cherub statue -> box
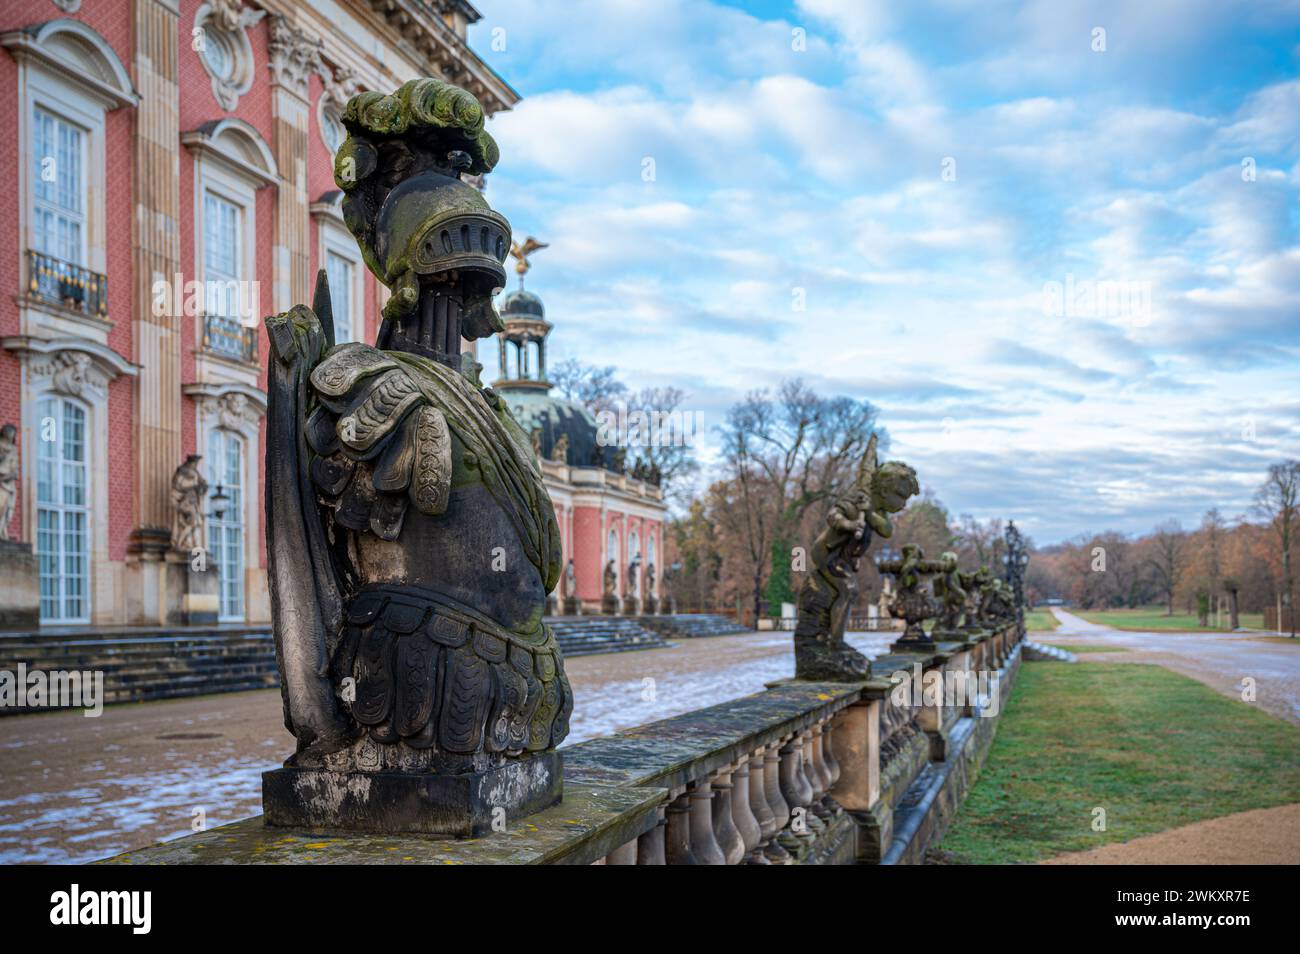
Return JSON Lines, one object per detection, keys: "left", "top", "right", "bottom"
{"left": 794, "top": 433, "right": 919, "bottom": 680}
{"left": 960, "top": 566, "right": 995, "bottom": 631}
{"left": 930, "top": 551, "right": 965, "bottom": 635}
{"left": 261, "top": 79, "right": 569, "bottom": 834}
{"left": 170, "top": 453, "right": 208, "bottom": 554}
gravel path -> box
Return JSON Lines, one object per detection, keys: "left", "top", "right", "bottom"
{"left": 1043, "top": 609, "right": 1300, "bottom": 727}
{"left": 0, "top": 630, "right": 891, "bottom": 864}
{"left": 1043, "top": 804, "right": 1300, "bottom": 864}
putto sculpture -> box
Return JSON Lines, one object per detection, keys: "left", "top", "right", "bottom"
{"left": 260, "top": 78, "right": 570, "bottom": 836}
{"left": 794, "top": 434, "right": 919, "bottom": 681}
{"left": 930, "top": 551, "right": 966, "bottom": 638}
{"left": 170, "top": 454, "right": 208, "bottom": 554}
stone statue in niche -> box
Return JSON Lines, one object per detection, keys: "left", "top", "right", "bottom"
{"left": 563, "top": 558, "right": 579, "bottom": 615}
{"left": 170, "top": 454, "right": 208, "bottom": 554}
{"left": 601, "top": 558, "right": 618, "bottom": 615}
{"left": 643, "top": 561, "right": 657, "bottom": 614}
{"left": 793, "top": 433, "right": 919, "bottom": 681}
{"left": 0, "top": 424, "right": 18, "bottom": 542}
{"left": 260, "top": 79, "right": 570, "bottom": 837}
{"left": 550, "top": 432, "right": 568, "bottom": 463}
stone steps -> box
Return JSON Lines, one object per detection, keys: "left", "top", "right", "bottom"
{"left": 634, "top": 614, "right": 752, "bottom": 639}
{"left": 0, "top": 616, "right": 673, "bottom": 713}
{"left": 1022, "top": 640, "right": 1077, "bottom": 663}
{"left": 544, "top": 616, "right": 670, "bottom": 656}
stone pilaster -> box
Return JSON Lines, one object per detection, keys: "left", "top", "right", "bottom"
{"left": 268, "top": 15, "right": 319, "bottom": 311}
{"left": 127, "top": 0, "right": 183, "bottom": 570}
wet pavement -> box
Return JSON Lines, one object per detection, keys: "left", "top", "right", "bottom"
{"left": 0, "top": 630, "right": 893, "bottom": 864}
{"left": 1045, "top": 608, "right": 1300, "bottom": 727}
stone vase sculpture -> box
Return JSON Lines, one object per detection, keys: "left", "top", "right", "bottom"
{"left": 260, "top": 78, "right": 570, "bottom": 837}
{"left": 793, "top": 434, "right": 919, "bottom": 681}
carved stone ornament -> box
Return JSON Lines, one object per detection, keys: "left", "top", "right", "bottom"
{"left": 171, "top": 454, "right": 209, "bottom": 553}
{"left": 268, "top": 15, "right": 322, "bottom": 97}
{"left": 194, "top": 1, "right": 265, "bottom": 111}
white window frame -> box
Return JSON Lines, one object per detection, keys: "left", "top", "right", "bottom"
{"left": 34, "top": 393, "right": 92, "bottom": 624}
{"left": 14, "top": 46, "right": 112, "bottom": 341}
{"left": 206, "top": 427, "right": 247, "bottom": 622}
{"left": 30, "top": 104, "right": 89, "bottom": 267}
{"left": 194, "top": 161, "right": 256, "bottom": 334}
{"left": 322, "top": 226, "right": 362, "bottom": 344}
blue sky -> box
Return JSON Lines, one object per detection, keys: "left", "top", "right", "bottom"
{"left": 468, "top": 0, "right": 1300, "bottom": 545}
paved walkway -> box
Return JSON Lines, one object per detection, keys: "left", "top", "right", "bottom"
{"left": 1043, "top": 609, "right": 1300, "bottom": 727}
{"left": 1043, "top": 803, "right": 1300, "bottom": 865}
{"left": 0, "top": 630, "right": 891, "bottom": 864}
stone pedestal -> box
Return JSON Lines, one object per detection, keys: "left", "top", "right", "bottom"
{"left": 0, "top": 540, "right": 39, "bottom": 630}
{"left": 165, "top": 552, "right": 219, "bottom": 626}
{"left": 601, "top": 592, "right": 618, "bottom": 615}
{"left": 546, "top": 593, "right": 559, "bottom": 616}
{"left": 643, "top": 596, "right": 658, "bottom": 615}
{"left": 262, "top": 751, "right": 563, "bottom": 838}
{"left": 563, "top": 596, "right": 580, "bottom": 615}
{"left": 622, "top": 595, "right": 640, "bottom": 616}
{"left": 891, "top": 632, "right": 937, "bottom": 654}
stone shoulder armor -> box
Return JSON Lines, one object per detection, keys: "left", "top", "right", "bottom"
{"left": 306, "top": 342, "right": 452, "bottom": 540}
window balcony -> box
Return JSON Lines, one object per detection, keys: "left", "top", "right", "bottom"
{"left": 26, "top": 249, "right": 108, "bottom": 318}
{"left": 202, "top": 313, "right": 258, "bottom": 365}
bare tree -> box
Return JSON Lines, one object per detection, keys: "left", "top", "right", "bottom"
{"left": 1148, "top": 520, "right": 1187, "bottom": 616}
{"left": 1255, "top": 460, "right": 1299, "bottom": 637}
{"left": 715, "top": 379, "right": 882, "bottom": 622}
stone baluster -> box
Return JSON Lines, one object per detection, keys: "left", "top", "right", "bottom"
{"left": 636, "top": 806, "right": 667, "bottom": 865}
{"left": 762, "top": 741, "right": 792, "bottom": 862}
{"left": 821, "top": 717, "right": 842, "bottom": 795}
{"left": 664, "top": 791, "right": 699, "bottom": 865}
{"left": 605, "top": 839, "right": 638, "bottom": 865}
{"left": 688, "top": 779, "right": 727, "bottom": 865}
{"left": 710, "top": 764, "right": 745, "bottom": 865}
{"left": 747, "top": 745, "right": 777, "bottom": 863}
{"left": 730, "top": 754, "right": 763, "bottom": 860}
{"left": 808, "top": 721, "right": 832, "bottom": 818}
{"left": 778, "top": 734, "right": 814, "bottom": 851}
{"left": 797, "top": 728, "right": 827, "bottom": 832}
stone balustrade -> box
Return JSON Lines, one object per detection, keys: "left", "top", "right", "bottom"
{"left": 106, "top": 620, "right": 1024, "bottom": 866}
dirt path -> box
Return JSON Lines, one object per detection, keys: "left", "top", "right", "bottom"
{"left": 1043, "top": 804, "right": 1300, "bottom": 864}
{"left": 1042, "top": 609, "right": 1300, "bottom": 726}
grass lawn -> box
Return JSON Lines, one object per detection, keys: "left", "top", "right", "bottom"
{"left": 1023, "top": 608, "right": 1059, "bottom": 631}
{"left": 1073, "top": 606, "right": 1265, "bottom": 632}
{"left": 1046, "top": 644, "right": 1127, "bottom": 654}
{"left": 936, "top": 660, "right": 1300, "bottom": 864}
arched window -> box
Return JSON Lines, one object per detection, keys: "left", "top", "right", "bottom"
{"left": 36, "top": 395, "right": 89, "bottom": 622}
{"left": 207, "top": 429, "right": 245, "bottom": 620}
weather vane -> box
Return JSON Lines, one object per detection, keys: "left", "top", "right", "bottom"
{"left": 509, "top": 235, "right": 548, "bottom": 288}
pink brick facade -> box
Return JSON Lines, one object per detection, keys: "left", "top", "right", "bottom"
{"left": 0, "top": 0, "right": 517, "bottom": 624}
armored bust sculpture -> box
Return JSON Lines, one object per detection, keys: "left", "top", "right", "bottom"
{"left": 261, "top": 79, "right": 570, "bottom": 835}
{"left": 794, "top": 434, "right": 919, "bottom": 680}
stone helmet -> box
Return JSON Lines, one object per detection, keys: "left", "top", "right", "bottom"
{"left": 333, "top": 78, "right": 511, "bottom": 342}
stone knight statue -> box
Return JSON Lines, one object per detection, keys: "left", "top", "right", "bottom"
{"left": 260, "top": 79, "right": 570, "bottom": 835}
{"left": 0, "top": 424, "right": 17, "bottom": 542}
{"left": 170, "top": 453, "right": 208, "bottom": 554}
{"left": 794, "top": 433, "right": 919, "bottom": 680}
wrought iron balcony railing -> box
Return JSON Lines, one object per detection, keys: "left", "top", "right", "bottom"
{"left": 26, "top": 249, "right": 108, "bottom": 317}
{"left": 202, "top": 313, "right": 259, "bottom": 364}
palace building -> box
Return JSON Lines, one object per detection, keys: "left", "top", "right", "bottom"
{"left": 0, "top": 0, "right": 664, "bottom": 627}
